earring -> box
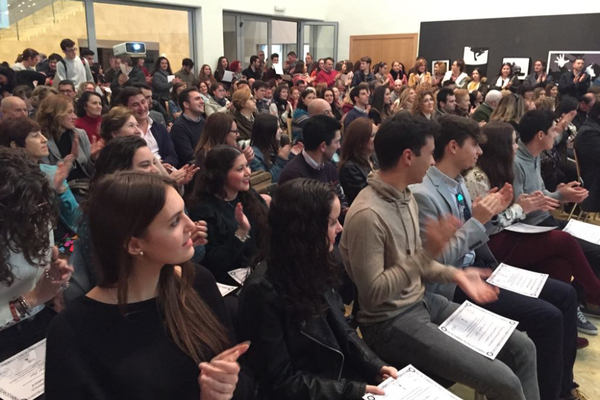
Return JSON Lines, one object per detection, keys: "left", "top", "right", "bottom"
{"left": 139, "top": 251, "right": 144, "bottom": 256}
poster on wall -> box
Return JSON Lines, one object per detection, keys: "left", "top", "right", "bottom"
{"left": 502, "top": 58, "right": 530, "bottom": 80}
{"left": 463, "top": 47, "right": 489, "bottom": 77}
{"left": 546, "top": 51, "right": 600, "bottom": 83}
{"left": 432, "top": 60, "right": 450, "bottom": 76}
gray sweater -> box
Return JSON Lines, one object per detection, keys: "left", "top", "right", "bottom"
{"left": 513, "top": 140, "right": 562, "bottom": 225}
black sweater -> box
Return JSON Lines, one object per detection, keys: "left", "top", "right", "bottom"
{"left": 170, "top": 114, "right": 206, "bottom": 168}
{"left": 45, "top": 265, "right": 254, "bottom": 400}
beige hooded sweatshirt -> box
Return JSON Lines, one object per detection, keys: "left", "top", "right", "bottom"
{"left": 340, "top": 172, "right": 456, "bottom": 325}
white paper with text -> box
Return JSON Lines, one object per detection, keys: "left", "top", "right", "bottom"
{"left": 0, "top": 339, "right": 46, "bottom": 400}
{"left": 487, "top": 263, "right": 548, "bottom": 298}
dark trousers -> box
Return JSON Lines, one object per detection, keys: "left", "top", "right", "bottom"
{"left": 455, "top": 278, "right": 577, "bottom": 400}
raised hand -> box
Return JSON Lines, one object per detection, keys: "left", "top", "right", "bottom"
{"left": 471, "top": 194, "right": 502, "bottom": 225}
{"left": 191, "top": 220, "right": 208, "bottom": 246}
{"left": 90, "top": 136, "right": 104, "bottom": 161}
{"left": 70, "top": 131, "right": 80, "bottom": 160}
{"left": 454, "top": 267, "right": 499, "bottom": 304}
{"left": 54, "top": 154, "right": 75, "bottom": 194}
{"left": 241, "top": 145, "right": 254, "bottom": 163}
{"left": 558, "top": 181, "right": 589, "bottom": 204}
{"left": 291, "top": 142, "right": 304, "bottom": 155}
{"left": 199, "top": 342, "right": 250, "bottom": 400}
{"left": 234, "top": 203, "right": 251, "bottom": 235}
{"left": 277, "top": 144, "right": 291, "bottom": 160}
{"left": 423, "top": 215, "right": 462, "bottom": 257}
{"left": 25, "top": 247, "right": 74, "bottom": 308}
{"left": 515, "top": 192, "right": 546, "bottom": 214}
{"left": 495, "top": 183, "right": 514, "bottom": 211}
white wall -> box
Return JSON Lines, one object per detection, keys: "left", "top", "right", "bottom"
{"left": 134, "top": 0, "right": 600, "bottom": 65}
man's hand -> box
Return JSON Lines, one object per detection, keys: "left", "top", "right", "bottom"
{"left": 557, "top": 181, "right": 589, "bottom": 204}
{"left": 454, "top": 268, "right": 499, "bottom": 304}
{"left": 471, "top": 194, "right": 503, "bottom": 225}
{"left": 423, "top": 215, "right": 462, "bottom": 257}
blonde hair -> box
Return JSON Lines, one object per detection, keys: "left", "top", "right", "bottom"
{"left": 434, "top": 61, "right": 447, "bottom": 75}
{"left": 232, "top": 86, "right": 252, "bottom": 111}
{"left": 100, "top": 106, "right": 134, "bottom": 142}
{"left": 411, "top": 89, "right": 434, "bottom": 115}
{"left": 454, "top": 89, "right": 469, "bottom": 103}
{"left": 30, "top": 86, "right": 58, "bottom": 108}
{"left": 36, "top": 94, "right": 74, "bottom": 141}
{"left": 490, "top": 94, "right": 525, "bottom": 123}
{"left": 394, "top": 86, "right": 414, "bottom": 113}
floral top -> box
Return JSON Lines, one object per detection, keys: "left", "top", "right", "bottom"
{"left": 464, "top": 167, "right": 526, "bottom": 231}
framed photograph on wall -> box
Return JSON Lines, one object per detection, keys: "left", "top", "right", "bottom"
{"left": 502, "top": 58, "right": 530, "bottom": 80}
{"left": 546, "top": 51, "right": 600, "bottom": 83}
{"left": 463, "top": 47, "right": 489, "bottom": 77}
{"left": 432, "top": 60, "right": 450, "bottom": 75}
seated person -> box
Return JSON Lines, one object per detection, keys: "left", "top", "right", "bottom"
{"left": 187, "top": 145, "right": 268, "bottom": 288}
{"left": 411, "top": 114, "right": 580, "bottom": 400}
{"left": 279, "top": 115, "right": 348, "bottom": 214}
{"left": 170, "top": 88, "right": 206, "bottom": 169}
{"left": 167, "top": 82, "right": 187, "bottom": 120}
{"left": 205, "top": 82, "right": 231, "bottom": 117}
{"left": 249, "top": 113, "right": 301, "bottom": 183}
{"left": 574, "top": 101, "right": 600, "bottom": 213}
{"left": 45, "top": 171, "right": 254, "bottom": 400}
{"left": 341, "top": 115, "right": 538, "bottom": 400}
{"left": 338, "top": 118, "right": 378, "bottom": 205}
{"left": 291, "top": 89, "right": 315, "bottom": 142}
{"left": 232, "top": 88, "right": 256, "bottom": 143}
{"left": 240, "top": 179, "right": 397, "bottom": 399}
{"left": 0, "top": 117, "right": 80, "bottom": 234}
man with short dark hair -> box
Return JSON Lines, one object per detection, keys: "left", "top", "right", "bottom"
{"left": 285, "top": 51, "right": 298, "bottom": 74}
{"left": 116, "top": 87, "right": 178, "bottom": 166}
{"left": 315, "top": 57, "right": 340, "bottom": 88}
{"left": 243, "top": 56, "right": 262, "bottom": 81}
{"left": 434, "top": 88, "right": 456, "bottom": 119}
{"left": 263, "top": 53, "right": 280, "bottom": 81}
{"left": 110, "top": 55, "right": 147, "bottom": 93}
{"left": 305, "top": 53, "right": 314, "bottom": 74}
{"left": 344, "top": 85, "right": 369, "bottom": 128}
{"left": 341, "top": 115, "right": 538, "bottom": 400}
{"left": 56, "top": 38, "right": 93, "bottom": 87}
{"left": 132, "top": 83, "right": 168, "bottom": 127}
{"left": 559, "top": 57, "right": 591, "bottom": 100}
{"left": 103, "top": 56, "right": 120, "bottom": 84}
{"left": 58, "top": 80, "right": 77, "bottom": 101}
{"left": 351, "top": 56, "right": 374, "bottom": 87}
{"left": 412, "top": 114, "right": 580, "bottom": 400}
{"left": 279, "top": 115, "right": 347, "bottom": 211}
{"left": 174, "top": 58, "right": 199, "bottom": 90}
{"left": 252, "top": 80, "right": 270, "bottom": 114}
{"left": 80, "top": 49, "right": 95, "bottom": 65}
{"left": 170, "top": 88, "right": 206, "bottom": 168}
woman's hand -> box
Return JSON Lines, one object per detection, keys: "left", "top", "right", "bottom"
{"left": 241, "top": 146, "right": 254, "bottom": 163}
{"left": 191, "top": 221, "right": 208, "bottom": 246}
{"left": 54, "top": 154, "right": 75, "bottom": 194}
{"left": 277, "top": 144, "right": 291, "bottom": 160}
{"left": 234, "top": 203, "right": 251, "bottom": 236}
{"left": 199, "top": 342, "right": 250, "bottom": 400}
{"left": 90, "top": 136, "right": 105, "bottom": 161}
{"left": 516, "top": 192, "right": 546, "bottom": 214}
{"left": 24, "top": 247, "right": 74, "bottom": 308}
{"left": 170, "top": 164, "right": 200, "bottom": 186}
{"left": 379, "top": 365, "right": 398, "bottom": 382}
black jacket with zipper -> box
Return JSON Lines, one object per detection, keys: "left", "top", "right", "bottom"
{"left": 239, "top": 271, "right": 386, "bottom": 400}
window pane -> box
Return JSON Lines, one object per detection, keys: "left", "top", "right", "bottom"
{"left": 223, "top": 13, "right": 237, "bottom": 64}
{"left": 242, "top": 20, "right": 268, "bottom": 65}
{"left": 0, "top": 0, "right": 87, "bottom": 66}
{"left": 93, "top": 2, "right": 189, "bottom": 73}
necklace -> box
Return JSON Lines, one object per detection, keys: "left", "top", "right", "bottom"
{"left": 108, "top": 288, "right": 118, "bottom": 303}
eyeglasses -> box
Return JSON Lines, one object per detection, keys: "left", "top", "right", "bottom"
{"left": 455, "top": 193, "right": 471, "bottom": 221}
{"left": 230, "top": 129, "right": 240, "bottom": 134}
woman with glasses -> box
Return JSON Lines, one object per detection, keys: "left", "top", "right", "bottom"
{"left": 195, "top": 113, "right": 253, "bottom": 170}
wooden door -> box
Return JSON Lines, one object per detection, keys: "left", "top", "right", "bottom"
{"left": 349, "top": 33, "right": 418, "bottom": 71}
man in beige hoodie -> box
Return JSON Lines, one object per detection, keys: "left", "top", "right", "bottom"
{"left": 340, "top": 114, "right": 540, "bottom": 400}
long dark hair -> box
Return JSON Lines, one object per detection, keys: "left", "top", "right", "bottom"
{"left": 192, "top": 146, "right": 269, "bottom": 259}
{"left": 88, "top": 172, "right": 229, "bottom": 363}
{"left": 151, "top": 56, "right": 173, "bottom": 75}
{"left": 266, "top": 179, "right": 339, "bottom": 321}
{"left": 250, "top": 114, "right": 279, "bottom": 168}
{"left": 478, "top": 122, "right": 516, "bottom": 189}
{"left": 194, "top": 113, "right": 234, "bottom": 155}
{"left": 371, "top": 85, "right": 392, "bottom": 119}
{"left": 339, "top": 118, "right": 373, "bottom": 170}
{"left": 91, "top": 135, "right": 149, "bottom": 186}
{"left": 0, "top": 148, "right": 57, "bottom": 286}
{"left": 272, "top": 85, "right": 289, "bottom": 115}
{"left": 76, "top": 91, "right": 105, "bottom": 118}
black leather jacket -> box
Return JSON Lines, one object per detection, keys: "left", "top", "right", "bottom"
{"left": 239, "top": 273, "right": 386, "bottom": 400}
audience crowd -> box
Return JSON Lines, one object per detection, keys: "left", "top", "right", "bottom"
{"left": 2, "top": 41, "right": 600, "bottom": 400}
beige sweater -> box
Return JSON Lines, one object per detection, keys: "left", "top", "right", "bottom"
{"left": 340, "top": 172, "right": 456, "bottom": 324}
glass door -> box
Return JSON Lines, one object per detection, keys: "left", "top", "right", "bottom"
{"left": 298, "top": 21, "right": 338, "bottom": 62}
{"left": 240, "top": 16, "right": 271, "bottom": 65}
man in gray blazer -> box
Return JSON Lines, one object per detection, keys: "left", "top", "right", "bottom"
{"left": 412, "top": 114, "right": 580, "bottom": 400}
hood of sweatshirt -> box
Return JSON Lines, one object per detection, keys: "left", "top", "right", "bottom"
{"left": 367, "top": 171, "right": 413, "bottom": 205}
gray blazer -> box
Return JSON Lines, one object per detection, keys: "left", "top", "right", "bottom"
{"left": 43, "top": 128, "right": 94, "bottom": 179}
{"left": 411, "top": 166, "right": 498, "bottom": 299}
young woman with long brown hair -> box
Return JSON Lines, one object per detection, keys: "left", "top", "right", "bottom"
{"left": 46, "top": 171, "right": 254, "bottom": 400}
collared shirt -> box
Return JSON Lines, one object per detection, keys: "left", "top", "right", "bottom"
{"left": 353, "top": 105, "right": 368, "bottom": 114}
{"left": 142, "top": 115, "right": 161, "bottom": 160}
{"left": 182, "top": 113, "right": 204, "bottom": 123}
{"left": 302, "top": 150, "right": 324, "bottom": 170}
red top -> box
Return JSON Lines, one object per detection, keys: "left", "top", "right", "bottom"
{"left": 75, "top": 114, "right": 102, "bottom": 143}
{"left": 315, "top": 69, "right": 338, "bottom": 87}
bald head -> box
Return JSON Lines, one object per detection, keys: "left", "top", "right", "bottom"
{"left": 0, "top": 96, "right": 28, "bottom": 120}
{"left": 308, "top": 98, "right": 332, "bottom": 117}
{"left": 484, "top": 90, "right": 502, "bottom": 109}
